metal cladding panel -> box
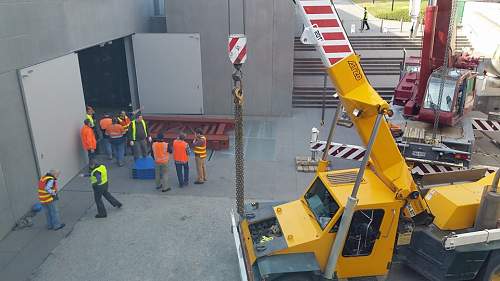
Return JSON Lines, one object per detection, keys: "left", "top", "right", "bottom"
{"left": 18, "top": 53, "right": 86, "bottom": 188}
{"left": 296, "top": 0, "right": 354, "bottom": 68}
{"left": 132, "top": 33, "right": 204, "bottom": 115}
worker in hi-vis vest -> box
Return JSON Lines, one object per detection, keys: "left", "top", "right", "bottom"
{"left": 81, "top": 119, "right": 97, "bottom": 167}
{"left": 152, "top": 133, "right": 171, "bottom": 192}
{"left": 88, "top": 162, "right": 122, "bottom": 218}
{"left": 193, "top": 128, "right": 208, "bottom": 184}
{"left": 173, "top": 133, "right": 191, "bottom": 187}
{"left": 38, "top": 169, "right": 65, "bottom": 230}
{"left": 128, "top": 114, "right": 152, "bottom": 160}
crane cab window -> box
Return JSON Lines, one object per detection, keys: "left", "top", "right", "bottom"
{"left": 423, "top": 77, "right": 457, "bottom": 112}
{"left": 304, "top": 178, "right": 340, "bottom": 230}
{"left": 342, "top": 209, "right": 384, "bottom": 257}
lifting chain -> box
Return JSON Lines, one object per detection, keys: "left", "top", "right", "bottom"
{"left": 233, "top": 65, "right": 245, "bottom": 216}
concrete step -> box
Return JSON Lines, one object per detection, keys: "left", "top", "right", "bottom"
{"left": 292, "top": 86, "right": 394, "bottom": 108}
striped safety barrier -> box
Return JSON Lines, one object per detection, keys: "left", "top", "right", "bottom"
{"left": 310, "top": 141, "right": 366, "bottom": 161}
{"left": 471, "top": 118, "right": 500, "bottom": 132}
{"left": 411, "top": 163, "right": 499, "bottom": 176}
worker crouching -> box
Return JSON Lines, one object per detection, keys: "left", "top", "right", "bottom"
{"left": 88, "top": 163, "right": 122, "bottom": 218}
{"left": 193, "top": 128, "right": 208, "bottom": 184}
{"left": 38, "top": 170, "right": 65, "bottom": 231}
{"left": 152, "top": 133, "right": 171, "bottom": 192}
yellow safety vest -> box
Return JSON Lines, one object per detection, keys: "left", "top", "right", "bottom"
{"left": 131, "top": 120, "right": 147, "bottom": 141}
{"left": 193, "top": 136, "right": 207, "bottom": 159}
{"left": 86, "top": 114, "right": 95, "bottom": 127}
{"left": 90, "top": 165, "right": 108, "bottom": 186}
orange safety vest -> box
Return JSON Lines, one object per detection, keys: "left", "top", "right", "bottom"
{"left": 118, "top": 116, "right": 131, "bottom": 130}
{"left": 38, "top": 175, "right": 57, "bottom": 204}
{"left": 100, "top": 117, "right": 112, "bottom": 131}
{"left": 81, "top": 124, "right": 97, "bottom": 150}
{"left": 106, "top": 124, "right": 125, "bottom": 139}
{"left": 173, "top": 139, "right": 188, "bottom": 163}
{"left": 193, "top": 136, "right": 207, "bottom": 159}
{"left": 152, "top": 142, "right": 169, "bottom": 164}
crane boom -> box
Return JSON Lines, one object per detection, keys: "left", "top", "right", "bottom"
{"left": 297, "top": 0, "right": 430, "bottom": 221}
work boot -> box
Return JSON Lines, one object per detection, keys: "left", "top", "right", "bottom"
{"left": 161, "top": 187, "right": 171, "bottom": 192}
{"left": 95, "top": 214, "right": 107, "bottom": 218}
{"left": 156, "top": 185, "right": 162, "bottom": 190}
{"left": 194, "top": 181, "right": 204, "bottom": 184}
{"left": 116, "top": 203, "right": 122, "bottom": 208}
{"left": 54, "top": 223, "right": 66, "bottom": 231}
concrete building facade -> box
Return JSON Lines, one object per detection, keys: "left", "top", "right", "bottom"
{"left": 0, "top": 0, "right": 153, "bottom": 240}
{"left": 0, "top": 0, "right": 295, "bottom": 239}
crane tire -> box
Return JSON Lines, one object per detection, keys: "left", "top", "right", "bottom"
{"left": 475, "top": 250, "right": 500, "bottom": 281}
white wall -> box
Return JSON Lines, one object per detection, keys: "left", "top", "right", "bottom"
{"left": 462, "top": 1, "right": 500, "bottom": 57}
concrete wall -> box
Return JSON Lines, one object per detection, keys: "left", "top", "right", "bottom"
{"left": 0, "top": 0, "right": 153, "bottom": 240}
{"left": 165, "top": 0, "right": 294, "bottom": 116}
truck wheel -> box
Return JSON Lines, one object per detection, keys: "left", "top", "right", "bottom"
{"left": 275, "top": 273, "right": 313, "bottom": 281}
{"left": 475, "top": 250, "right": 500, "bottom": 281}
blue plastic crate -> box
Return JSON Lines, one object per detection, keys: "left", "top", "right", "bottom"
{"left": 132, "top": 156, "right": 155, "bottom": 179}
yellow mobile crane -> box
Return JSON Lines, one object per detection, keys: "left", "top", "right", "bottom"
{"left": 231, "top": 1, "right": 500, "bottom": 280}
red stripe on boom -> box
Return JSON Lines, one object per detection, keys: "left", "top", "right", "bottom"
{"left": 323, "top": 45, "right": 351, "bottom": 53}
{"left": 323, "top": 32, "right": 345, "bottom": 40}
{"left": 228, "top": 37, "right": 239, "bottom": 52}
{"left": 310, "top": 19, "right": 339, "bottom": 27}
{"left": 329, "top": 58, "right": 342, "bottom": 65}
{"left": 303, "top": 6, "right": 333, "bottom": 14}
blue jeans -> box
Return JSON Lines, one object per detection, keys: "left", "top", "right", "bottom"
{"left": 42, "top": 201, "right": 62, "bottom": 229}
{"left": 101, "top": 138, "right": 112, "bottom": 158}
{"left": 175, "top": 162, "right": 189, "bottom": 186}
{"left": 110, "top": 139, "right": 125, "bottom": 165}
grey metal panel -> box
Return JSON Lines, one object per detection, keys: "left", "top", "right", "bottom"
{"left": 257, "top": 252, "right": 320, "bottom": 278}
{"left": 0, "top": 161, "right": 15, "bottom": 240}
{"left": 18, "top": 53, "right": 86, "bottom": 188}
{"left": 132, "top": 33, "right": 204, "bottom": 115}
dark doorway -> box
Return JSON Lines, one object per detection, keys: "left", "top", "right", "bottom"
{"left": 78, "top": 38, "right": 131, "bottom": 112}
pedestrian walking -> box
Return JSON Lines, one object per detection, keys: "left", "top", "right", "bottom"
{"left": 193, "top": 128, "right": 208, "bottom": 184}
{"left": 81, "top": 119, "right": 97, "bottom": 167}
{"left": 361, "top": 7, "right": 370, "bottom": 31}
{"left": 99, "top": 113, "right": 113, "bottom": 159}
{"left": 106, "top": 118, "right": 126, "bottom": 166}
{"left": 173, "top": 133, "right": 191, "bottom": 187}
{"left": 38, "top": 170, "right": 65, "bottom": 230}
{"left": 152, "top": 133, "right": 171, "bottom": 192}
{"left": 88, "top": 163, "right": 122, "bottom": 218}
{"left": 129, "top": 114, "right": 152, "bottom": 160}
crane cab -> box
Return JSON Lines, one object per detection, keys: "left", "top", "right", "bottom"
{"left": 238, "top": 169, "right": 404, "bottom": 280}
{"left": 418, "top": 68, "right": 477, "bottom": 126}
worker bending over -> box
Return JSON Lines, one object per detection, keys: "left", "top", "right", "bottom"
{"left": 88, "top": 162, "right": 122, "bottom": 218}
{"left": 152, "top": 133, "right": 171, "bottom": 192}
{"left": 173, "top": 133, "right": 191, "bottom": 187}
{"left": 99, "top": 113, "right": 113, "bottom": 160}
{"left": 80, "top": 119, "right": 97, "bottom": 167}
{"left": 193, "top": 128, "right": 208, "bottom": 184}
{"left": 129, "top": 114, "right": 152, "bottom": 160}
{"left": 38, "top": 169, "right": 65, "bottom": 230}
{"left": 106, "top": 118, "right": 126, "bottom": 166}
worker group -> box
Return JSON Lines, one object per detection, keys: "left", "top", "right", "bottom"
{"left": 37, "top": 106, "right": 208, "bottom": 230}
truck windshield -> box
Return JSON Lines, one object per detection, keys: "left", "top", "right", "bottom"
{"left": 423, "top": 77, "right": 456, "bottom": 112}
{"left": 304, "top": 178, "right": 340, "bottom": 229}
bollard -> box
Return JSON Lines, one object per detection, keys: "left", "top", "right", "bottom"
{"left": 380, "top": 19, "right": 384, "bottom": 33}
{"left": 400, "top": 18, "right": 403, "bottom": 32}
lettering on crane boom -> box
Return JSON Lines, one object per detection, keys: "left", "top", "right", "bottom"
{"left": 348, "top": 60, "right": 362, "bottom": 81}
{"left": 312, "top": 24, "right": 325, "bottom": 42}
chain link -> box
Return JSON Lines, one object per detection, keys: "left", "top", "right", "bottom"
{"left": 232, "top": 66, "right": 245, "bottom": 216}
